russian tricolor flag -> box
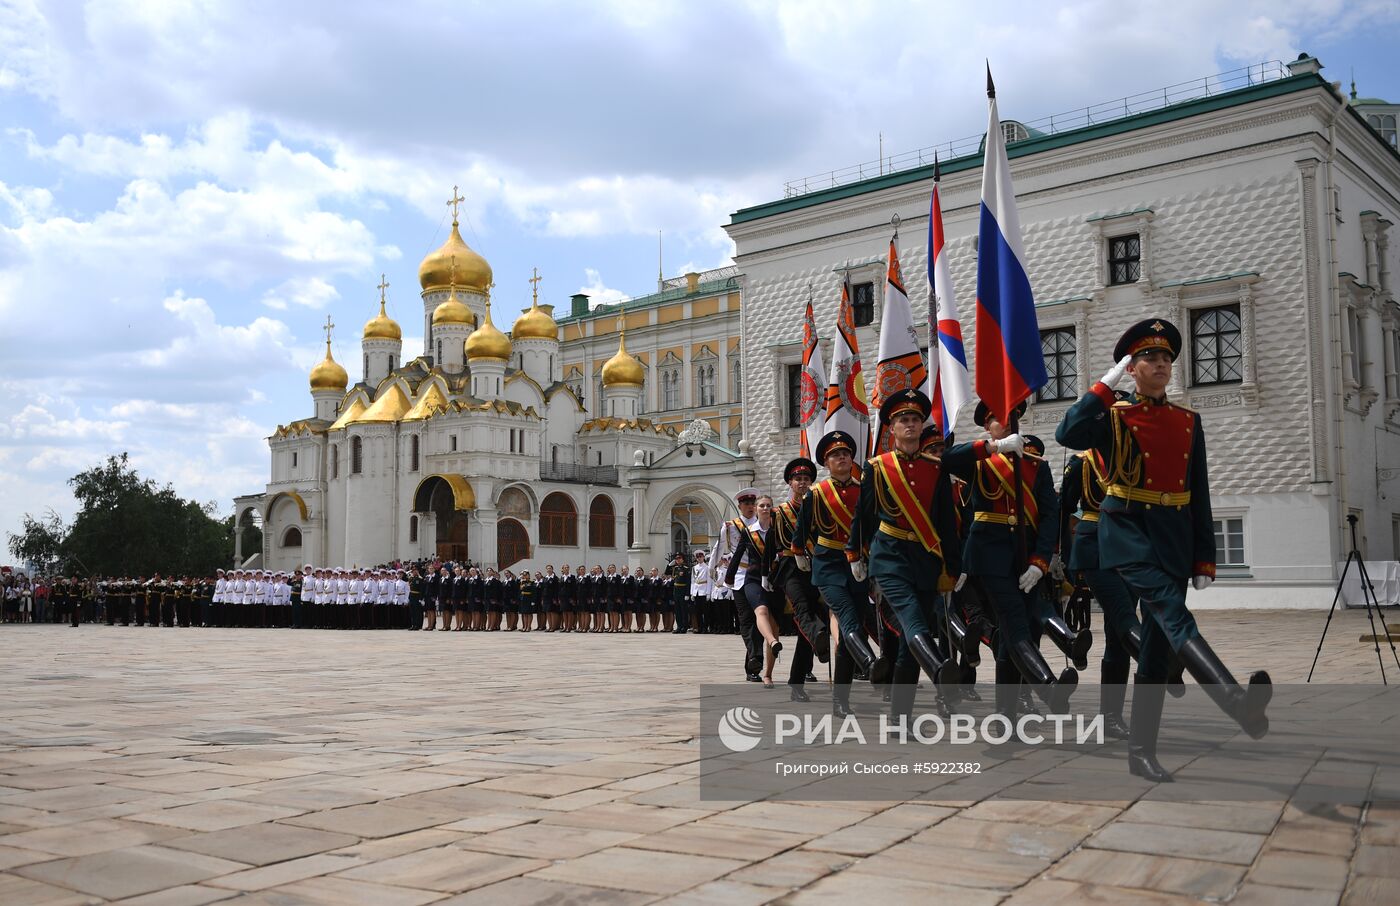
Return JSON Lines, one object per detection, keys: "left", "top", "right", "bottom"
{"left": 974, "top": 66, "right": 1045, "bottom": 423}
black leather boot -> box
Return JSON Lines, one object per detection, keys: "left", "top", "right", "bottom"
{"left": 842, "top": 629, "right": 884, "bottom": 684}
{"left": 1011, "top": 639, "right": 1078, "bottom": 714}
{"left": 1045, "top": 614, "right": 1092, "bottom": 671}
{"left": 1100, "top": 660, "right": 1131, "bottom": 740}
{"left": 1124, "top": 624, "right": 1143, "bottom": 661}
{"left": 993, "top": 659, "right": 1019, "bottom": 721}
{"left": 1127, "top": 677, "right": 1173, "bottom": 782}
{"left": 910, "top": 632, "right": 961, "bottom": 688}
{"left": 1176, "top": 637, "right": 1271, "bottom": 739}
{"left": 946, "top": 612, "right": 983, "bottom": 667}
{"left": 832, "top": 683, "right": 855, "bottom": 718}
{"left": 889, "top": 660, "right": 920, "bottom": 724}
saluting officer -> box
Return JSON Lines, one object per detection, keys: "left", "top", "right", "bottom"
{"left": 1057, "top": 318, "right": 1271, "bottom": 782}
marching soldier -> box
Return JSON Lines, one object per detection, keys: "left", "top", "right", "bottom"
{"left": 773, "top": 456, "right": 831, "bottom": 702}
{"left": 715, "top": 488, "right": 763, "bottom": 680}
{"left": 1060, "top": 428, "right": 1146, "bottom": 740}
{"left": 797, "top": 430, "right": 892, "bottom": 716}
{"left": 1057, "top": 318, "right": 1271, "bottom": 781}
{"left": 847, "top": 390, "right": 965, "bottom": 721}
{"left": 944, "top": 399, "right": 1081, "bottom": 716}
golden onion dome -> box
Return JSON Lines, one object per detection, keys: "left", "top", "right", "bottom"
{"left": 362, "top": 299, "right": 402, "bottom": 341}
{"left": 512, "top": 299, "right": 558, "bottom": 341}
{"left": 465, "top": 298, "right": 511, "bottom": 362}
{"left": 309, "top": 341, "right": 348, "bottom": 392}
{"left": 419, "top": 220, "right": 492, "bottom": 293}
{"left": 601, "top": 332, "right": 644, "bottom": 387}
{"left": 432, "top": 289, "right": 476, "bottom": 327}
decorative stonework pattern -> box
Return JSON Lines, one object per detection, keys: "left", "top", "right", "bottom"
{"left": 741, "top": 173, "right": 1311, "bottom": 497}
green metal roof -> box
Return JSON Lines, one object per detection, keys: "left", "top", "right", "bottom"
{"left": 730, "top": 72, "right": 1340, "bottom": 226}
{"left": 555, "top": 276, "right": 739, "bottom": 325}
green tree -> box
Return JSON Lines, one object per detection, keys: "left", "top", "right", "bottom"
{"left": 12, "top": 453, "right": 233, "bottom": 577}
{"left": 6, "top": 510, "right": 68, "bottom": 570}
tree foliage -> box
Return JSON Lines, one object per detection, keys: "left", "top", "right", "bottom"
{"left": 6, "top": 453, "right": 233, "bottom": 577}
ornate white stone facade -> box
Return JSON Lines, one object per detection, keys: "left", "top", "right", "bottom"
{"left": 725, "top": 58, "right": 1400, "bottom": 606}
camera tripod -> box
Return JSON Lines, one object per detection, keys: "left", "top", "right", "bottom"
{"left": 1307, "top": 514, "right": 1400, "bottom": 683}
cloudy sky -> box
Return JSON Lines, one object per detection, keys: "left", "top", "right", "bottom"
{"left": 2, "top": 0, "right": 1398, "bottom": 550}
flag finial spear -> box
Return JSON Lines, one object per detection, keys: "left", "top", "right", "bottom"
{"left": 934, "top": 151, "right": 941, "bottom": 182}
{"left": 986, "top": 62, "right": 995, "bottom": 99}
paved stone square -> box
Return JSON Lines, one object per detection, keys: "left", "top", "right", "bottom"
{"left": 1, "top": 608, "right": 1395, "bottom": 904}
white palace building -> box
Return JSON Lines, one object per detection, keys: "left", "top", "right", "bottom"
{"left": 724, "top": 56, "right": 1400, "bottom": 607}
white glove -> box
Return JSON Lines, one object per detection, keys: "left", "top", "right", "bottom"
{"left": 1193, "top": 575, "right": 1213, "bottom": 591}
{"left": 1101, "top": 354, "right": 1134, "bottom": 392}
{"left": 990, "top": 433, "right": 1025, "bottom": 456}
{"left": 850, "top": 560, "right": 867, "bottom": 582}
{"left": 761, "top": 577, "right": 773, "bottom": 593}
{"left": 794, "top": 555, "right": 811, "bottom": 573}
{"left": 1018, "top": 565, "right": 1044, "bottom": 594}
{"left": 1049, "top": 554, "right": 1065, "bottom": 581}
{"left": 954, "top": 573, "right": 968, "bottom": 592}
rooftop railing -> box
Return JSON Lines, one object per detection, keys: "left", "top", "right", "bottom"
{"left": 782, "top": 61, "right": 1290, "bottom": 198}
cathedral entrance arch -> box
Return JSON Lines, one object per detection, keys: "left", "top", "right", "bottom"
{"left": 413, "top": 475, "right": 476, "bottom": 564}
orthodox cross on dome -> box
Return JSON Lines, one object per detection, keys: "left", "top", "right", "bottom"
{"left": 323, "top": 314, "right": 335, "bottom": 345}
{"left": 529, "top": 267, "right": 542, "bottom": 305}
{"left": 446, "top": 185, "right": 465, "bottom": 225}
{"left": 377, "top": 273, "right": 389, "bottom": 304}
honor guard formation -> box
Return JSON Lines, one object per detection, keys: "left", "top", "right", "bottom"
{"left": 3, "top": 320, "right": 1274, "bottom": 781}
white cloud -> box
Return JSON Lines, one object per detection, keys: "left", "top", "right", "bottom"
{"left": 577, "top": 268, "right": 631, "bottom": 308}
{"left": 262, "top": 276, "right": 340, "bottom": 310}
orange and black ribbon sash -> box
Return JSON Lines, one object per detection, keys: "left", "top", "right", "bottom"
{"left": 872, "top": 452, "right": 942, "bottom": 557}
{"left": 815, "top": 479, "right": 855, "bottom": 537}
{"left": 984, "top": 453, "right": 1040, "bottom": 529}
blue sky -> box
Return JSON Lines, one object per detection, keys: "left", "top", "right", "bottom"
{"left": 2, "top": 0, "right": 1398, "bottom": 549}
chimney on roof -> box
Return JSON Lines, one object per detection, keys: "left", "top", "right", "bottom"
{"left": 1287, "top": 53, "right": 1322, "bottom": 77}
{"left": 686, "top": 272, "right": 700, "bottom": 293}
{"left": 571, "top": 293, "right": 589, "bottom": 317}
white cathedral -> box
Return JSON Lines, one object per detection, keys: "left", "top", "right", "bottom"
{"left": 235, "top": 204, "right": 758, "bottom": 573}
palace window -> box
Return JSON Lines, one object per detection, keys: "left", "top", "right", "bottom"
{"left": 1037, "top": 328, "right": 1078, "bottom": 402}
{"left": 282, "top": 527, "right": 302, "bottom": 548}
{"left": 291, "top": 451, "right": 298, "bottom": 469}
{"left": 409, "top": 516, "right": 418, "bottom": 543}
{"left": 731, "top": 357, "right": 742, "bottom": 402}
{"left": 1190, "top": 305, "right": 1243, "bottom": 386}
{"left": 1108, "top": 234, "right": 1141, "bottom": 285}
{"left": 450, "top": 434, "right": 458, "bottom": 452}
{"left": 350, "top": 436, "right": 363, "bottom": 474}
{"left": 697, "top": 364, "right": 716, "bottom": 406}
{"left": 1213, "top": 516, "right": 1246, "bottom": 567}
{"left": 410, "top": 435, "right": 420, "bottom": 471}
{"left": 852, "top": 281, "right": 875, "bottom": 326}
{"left": 1368, "top": 113, "right": 1397, "bottom": 148}
{"left": 663, "top": 368, "right": 681, "bottom": 409}
{"left": 786, "top": 363, "right": 803, "bottom": 428}
{"left": 330, "top": 444, "right": 339, "bottom": 479}
{"left": 540, "top": 492, "right": 577, "bottom": 546}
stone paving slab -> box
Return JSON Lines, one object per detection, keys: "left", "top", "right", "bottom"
{"left": 0, "top": 609, "right": 1393, "bottom": 903}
